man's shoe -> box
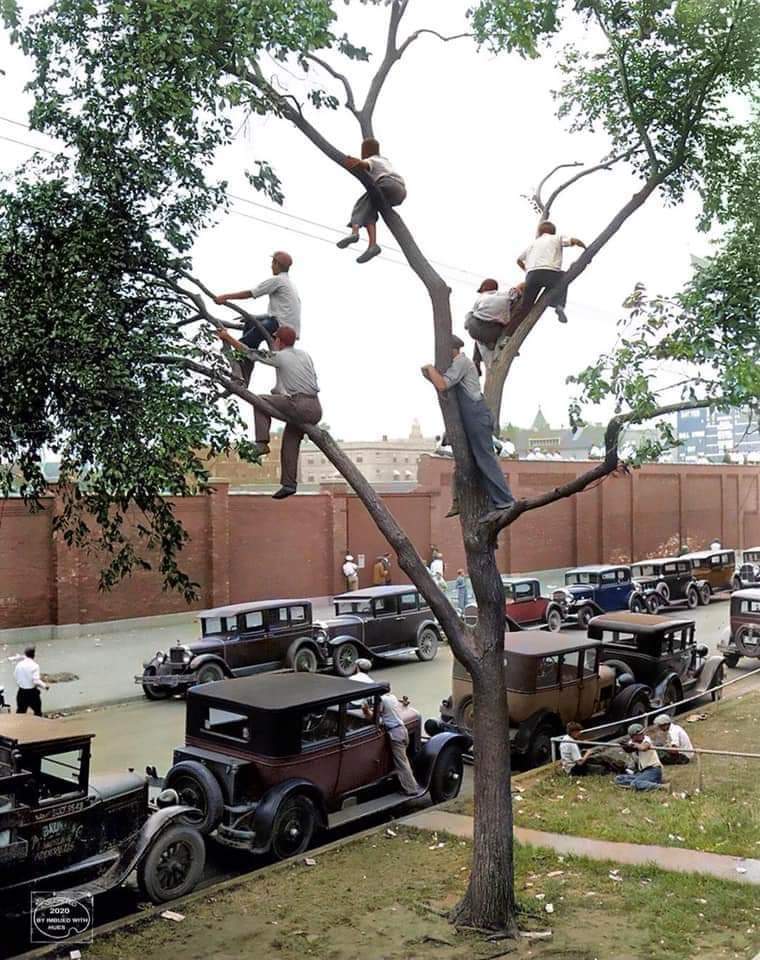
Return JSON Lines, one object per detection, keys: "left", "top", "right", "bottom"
{"left": 272, "top": 486, "right": 297, "bottom": 500}
{"left": 494, "top": 497, "right": 516, "bottom": 511}
{"left": 357, "top": 244, "right": 381, "bottom": 264}
{"left": 337, "top": 234, "right": 359, "bottom": 249}
{"left": 555, "top": 306, "right": 569, "bottom": 324}
{"left": 444, "top": 505, "right": 460, "bottom": 518}
{"left": 250, "top": 442, "right": 270, "bottom": 459}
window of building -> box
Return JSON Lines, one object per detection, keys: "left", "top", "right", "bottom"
{"left": 306, "top": 457, "right": 314, "bottom": 465}
{"left": 307, "top": 475, "right": 315, "bottom": 483}
{"left": 356, "top": 456, "right": 363, "bottom": 463}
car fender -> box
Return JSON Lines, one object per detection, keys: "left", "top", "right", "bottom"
{"left": 574, "top": 599, "right": 602, "bottom": 614}
{"left": 512, "top": 709, "right": 562, "bottom": 754}
{"left": 251, "top": 779, "right": 328, "bottom": 854}
{"left": 697, "top": 655, "right": 727, "bottom": 691}
{"left": 414, "top": 732, "right": 472, "bottom": 786}
{"left": 188, "top": 653, "right": 231, "bottom": 676}
{"left": 416, "top": 619, "right": 444, "bottom": 643}
{"left": 286, "top": 636, "right": 325, "bottom": 663}
{"left": 652, "top": 671, "right": 683, "bottom": 704}
{"left": 326, "top": 633, "right": 371, "bottom": 656}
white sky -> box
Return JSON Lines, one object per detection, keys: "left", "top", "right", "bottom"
{"left": 0, "top": 1, "right": 714, "bottom": 441}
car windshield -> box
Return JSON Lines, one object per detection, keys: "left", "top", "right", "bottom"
{"left": 745, "top": 552, "right": 760, "bottom": 562}
{"left": 565, "top": 572, "right": 598, "bottom": 585}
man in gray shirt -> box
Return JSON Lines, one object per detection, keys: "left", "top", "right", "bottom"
{"left": 215, "top": 251, "right": 301, "bottom": 383}
{"left": 217, "top": 324, "right": 321, "bottom": 500}
{"left": 422, "top": 336, "right": 515, "bottom": 517}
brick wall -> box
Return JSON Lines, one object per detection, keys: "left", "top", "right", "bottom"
{"left": 2, "top": 459, "right": 759, "bottom": 629}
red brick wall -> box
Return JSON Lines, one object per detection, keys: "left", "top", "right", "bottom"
{"left": 1, "top": 460, "right": 759, "bottom": 628}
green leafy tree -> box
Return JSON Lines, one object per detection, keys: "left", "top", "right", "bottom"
{"left": 2, "top": 0, "right": 759, "bottom": 935}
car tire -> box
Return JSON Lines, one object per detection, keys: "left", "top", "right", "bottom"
{"left": 630, "top": 595, "right": 645, "bottom": 614}
{"left": 196, "top": 662, "right": 225, "bottom": 685}
{"left": 698, "top": 583, "right": 711, "bottom": 606}
{"left": 709, "top": 663, "right": 726, "bottom": 701}
{"left": 577, "top": 606, "right": 594, "bottom": 630}
{"left": 142, "top": 667, "right": 171, "bottom": 701}
{"left": 429, "top": 746, "right": 464, "bottom": 803}
{"left": 289, "top": 645, "right": 319, "bottom": 673}
{"left": 625, "top": 691, "right": 650, "bottom": 721}
{"left": 332, "top": 642, "right": 360, "bottom": 677}
{"left": 645, "top": 594, "right": 661, "bottom": 614}
{"left": 416, "top": 627, "right": 439, "bottom": 662}
{"left": 545, "top": 608, "right": 563, "bottom": 633}
{"left": 735, "top": 626, "right": 760, "bottom": 658}
{"left": 732, "top": 575, "right": 743, "bottom": 592}
{"left": 457, "top": 696, "right": 475, "bottom": 734}
{"left": 723, "top": 652, "right": 741, "bottom": 669}
{"left": 662, "top": 678, "right": 682, "bottom": 707}
{"left": 686, "top": 586, "right": 699, "bottom": 609}
{"left": 528, "top": 725, "right": 554, "bottom": 768}
{"left": 137, "top": 824, "right": 205, "bottom": 904}
{"left": 656, "top": 582, "right": 671, "bottom": 604}
{"left": 165, "top": 761, "right": 224, "bottom": 834}
{"left": 270, "top": 795, "right": 316, "bottom": 861}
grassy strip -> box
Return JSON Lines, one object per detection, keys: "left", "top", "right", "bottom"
{"left": 88, "top": 828, "right": 758, "bottom": 960}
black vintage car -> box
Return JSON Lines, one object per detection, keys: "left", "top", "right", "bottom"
{"left": 138, "top": 589, "right": 442, "bottom": 698}
{"left": 160, "top": 674, "right": 469, "bottom": 860}
{"left": 734, "top": 547, "right": 760, "bottom": 590}
{"left": 630, "top": 557, "right": 702, "bottom": 611}
{"left": 0, "top": 714, "right": 205, "bottom": 913}
{"left": 588, "top": 612, "right": 726, "bottom": 707}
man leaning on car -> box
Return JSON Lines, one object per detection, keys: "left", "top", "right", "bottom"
{"left": 362, "top": 684, "right": 420, "bottom": 796}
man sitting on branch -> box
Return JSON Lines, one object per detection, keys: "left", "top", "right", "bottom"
{"left": 336, "top": 138, "right": 406, "bottom": 264}
{"left": 422, "top": 336, "right": 515, "bottom": 519}
{"left": 214, "top": 251, "right": 301, "bottom": 385}
{"left": 517, "top": 221, "right": 586, "bottom": 324}
{"left": 216, "top": 324, "right": 321, "bottom": 501}
{"left": 465, "top": 278, "right": 525, "bottom": 372}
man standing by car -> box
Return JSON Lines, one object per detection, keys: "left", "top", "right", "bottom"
{"left": 14, "top": 646, "right": 49, "bottom": 716}
{"left": 615, "top": 723, "right": 664, "bottom": 791}
{"left": 362, "top": 686, "right": 420, "bottom": 796}
{"left": 652, "top": 714, "right": 693, "bottom": 765}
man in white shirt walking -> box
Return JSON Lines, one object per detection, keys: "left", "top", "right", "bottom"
{"left": 14, "top": 646, "right": 49, "bottom": 716}
{"left": 215, "top": 251, "right": 301, "bottom": 384}
{"left": 653, "top": 714, "right": 694, "bottom": 765}
{"left": 517, "top": 221, "right": 586, "bottom": 324}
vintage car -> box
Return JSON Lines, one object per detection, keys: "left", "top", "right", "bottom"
{"left": 160, "top": 674, "right": 470, "bottom": 859}
{"left": 734, "top": 547, "right": 760, "bottom": 590}
{"left": 681, "top": 548, "right": 737, "bottom": 601}
{"left": 551, "top": 565, "right": 649, "bottom": 629}
{"left": 630, "top": 557, "right": 704, "bottom": 610}
{"left": 588, "top": 612, "right": 726, "bottom": 706}
{"left": 0, "top": 714, "right": 205, "bottom": 913}
{"left": 719, "top": 588, "right": 760, "bottom": 667}
{"left": 425, "top": 632, "right": 652, "bottom": 768}
{"left": 501, "top": 577, "right": 566, "bottom": 632}
{"left": 138, "top": 588, "right": 442, "bottom": 698}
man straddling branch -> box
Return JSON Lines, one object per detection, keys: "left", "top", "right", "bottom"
{"left": 465, "top": 278, "right": 525, "bottom": 372}
{"left": 214, "top": 251, "right": 301, "bottom": 385}
{"left": 517, "top": 221, "right": 586, "bottom": 324}
{"left": 336, "top": 138, "right": 407, "bottom": 264}
{"left": 422, "top": 336, "right": 515, "bottom": 519}
{"left": 216, "top": 325, "right": 321, "bottom": 500}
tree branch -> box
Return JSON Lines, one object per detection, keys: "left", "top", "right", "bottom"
{"left": 533, "top": 162, "right": 582, "bottom": 214}
{"left": 481, "top": 398, "right": 715, "bottom": 537}
{"left": 178, "top": 270, "right": 274, "bottom": 349}
{"left": 396, "top": 28, "right": 473, "bottom": 58}
{"left": 303, "top": 53, "right": 359, "bottom": 117}
{"left": 541, "top": 147, "right": 638, "bottom": 218}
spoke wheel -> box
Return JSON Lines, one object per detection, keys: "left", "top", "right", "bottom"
{"left": 142, "top": 667, "right": 171, "bottom": 700}
{"left": 545, "top": 608, "right": 562, "bottom": 632}
{"left": 271, "top": 796, "right": 316, "bottom": 861}
{"left": 699, "top": 584, "right": 711, "bottom": 606}
{"left": 137, "top": 825, "right": 205, "bottom": 904}
{"left": 416, "top": 627, "right": 439, "bottom": 661}
{"left": 293, "top": 647, "right": 318, "bottom": 673}
{"left": 333, "top": 642, "right": 359, "bottom": 677}
{"left": 735, "top": 626, "right": 760, "bottom": 658}
{"left": 686, "top": 587, "right": 699, "bottom": 609}
{"left": 196, "top": 662, "right": 225, "bottom": 685}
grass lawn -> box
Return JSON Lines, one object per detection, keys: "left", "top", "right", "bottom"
{"left": 453, "top": 692, "right": 760, "bottom": 858}
{"left": 87, "top": 828, "right": 758, "bottom": 960}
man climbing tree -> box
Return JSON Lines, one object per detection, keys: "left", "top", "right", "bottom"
{"left": 2, "top": 0, "right": 759, "bottom": 938}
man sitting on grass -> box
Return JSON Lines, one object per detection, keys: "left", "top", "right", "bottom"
{"left": 653, "top": 714, "right": 694, "bottom": 765}
{"left": 559, "top": 721, "right": 622, "bottom": 776}
{"left": 615, "top": 723, "right": 664, "bottom": 791}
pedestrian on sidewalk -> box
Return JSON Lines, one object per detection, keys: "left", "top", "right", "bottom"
{"left": 372, "top": 556, "right": 386, "bottom": 586}
{"left": 653, "top": 714, "right": 693, "bottom": 765}
{"left": 615, "top": 723, "right": 664, "bottom": 791}
{"left": 454, "top": 570, "right": 468, "bottom": 612}
{"left": 342, "top": 553, "right": 359, "bottom": 592}
{"left": 382, "top": 553, "right": 392, "bottom": 585}
{"left": 14, "top": 646, "right": 49, "bottom": 716}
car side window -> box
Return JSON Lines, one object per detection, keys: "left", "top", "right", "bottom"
{"left": 514, "top": 582, "right": 534, "bottom": 600}
{"left": 582, "top": 648, "right": 597, "bottom": 677}
{"left": 560, "top": 650, "right": 580, "bottom": 683}
{"left": 600, "top": 572, "right": 616, "bottom": 584}
{"left": 202, "top": 617, "right": 222, "bottom": 636}
{"left": 289, "top": 606, "right": 306, "bottom": 623}
{"left": 37, "top": 748, "right": 86, "bottom": 802}
{"left": 374, "top": 597, "right": 393, "bottom": 615}
{"left": 277, "top": 608, "right": 289, "bottom": 623}
{"left": 244, "top": 611, "right": 264, "bottom": 631}
{"left": 711, "top": 555, "right": 722, "bottom": 567}
{"left": 301, "top": 709, "right": 340, "bottom": 747}
{"left": 536, "top": 655, "right": 560, "bottom": 688}
{"left": 503, "top": 583, "right": 514, "bottom": 600}
{"left": 617, "top": 569, "right": 630, "bottom": 582}
{"left": 400, "top": 593, "right": 418, "bottom": 611}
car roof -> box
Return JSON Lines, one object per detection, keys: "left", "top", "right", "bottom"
{"left": 333, "top": 585, "right": 419, "bottom": 600}
{"left": 188, "top": 673, "right": 391, "bottom": 712}
{"left": 566, "top": 565, "right": 630, "bottom": 574}
{"left": 197, "top": 599, "right": 312, "bottom": 619}
{"left": 744, "top": 546, "right": 760, "bottom": 553}
{"left": 631, "top": 557, "right": 689, "bottom": 567}
{"left": 681, "top": 549, "right": 735, "bottom": 560}
{"left": 589, "top": 612, "right": 695, "bottom": 634}
{"left": 501, "top": 576, "right": 539, "bottom": 585}
{"left": 733, "top": 588, "right": 760, "bottom": 600}
{"left": 504, "top": 630, "right": 600, "bottom": 656}
{"left": 0, "top": 714, "right": 94, "bottom": 748}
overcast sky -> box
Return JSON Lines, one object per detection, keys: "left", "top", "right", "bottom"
{"left": 1, "top": 1, "right": 714, "bottom": 442}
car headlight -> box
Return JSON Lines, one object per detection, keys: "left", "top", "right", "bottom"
{"left": 155, "top": 650, "right": 166, "bottom": 664}
{"left": 181, "top": 646, "right": 192, "bottom": 665}
{"left": 313, "top": 627, "right": 328, "bottom": 643}
{"left": 552, "top": 589, "right": 569, "bottom": 603}
{"left": 754, "top": 564, "right": 760, "bottom": 575}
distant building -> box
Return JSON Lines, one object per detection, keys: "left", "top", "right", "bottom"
{"left": 299, "top": 420, "right": 437, "bottom": 486}
{"left": 201, "top": 435, "right": 283, "bottom": 486}
{"left": 505, "top": 408, "right": 656, "bottom": 461}
{"left": 676, "top": 407, "right": 760, "bottom": 463}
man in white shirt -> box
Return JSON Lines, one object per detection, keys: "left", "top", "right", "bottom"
{"left": 615, "top": 723, "right": 664, "bottom": 791}
{"left": 215, "top": 251, "right": 301, "bottom": 384}
{"left": 337, "top": 137, "right": 407, "bottom": 264}
{"left": 14, "top": 646, "right": 49, "bottom": 716}
{"left": 517, "top": 221, "right": 586, "bottom": 324}
{"left": 342, "top": 554, "right": 359, "bottom": 591}
{"left": 362, "top": 686, "right": 420, "bottom": 796}
{"left": 653, "top": 714, "right": 693, "bottom": 765}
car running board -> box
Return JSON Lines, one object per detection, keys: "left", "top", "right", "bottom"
{"left": 372, "top": 647, "right": 421, "bottom": 661}
{"left": 328, "top": 789, "right": 428, "bottom": 829}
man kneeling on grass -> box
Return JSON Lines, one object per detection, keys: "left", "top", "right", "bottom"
{"left": 615, "top": 723, "right": 664, "bottom": 791}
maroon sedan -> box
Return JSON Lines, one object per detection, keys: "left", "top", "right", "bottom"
{"left": 502, "top": 577, "right": 565, "bottom": 632}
